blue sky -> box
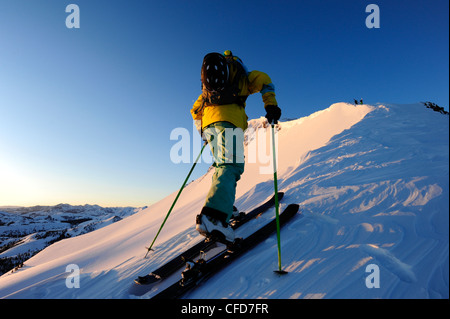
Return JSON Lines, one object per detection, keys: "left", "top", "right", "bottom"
{"left": 0, "top": 0, "right": 448, "bottom": 207}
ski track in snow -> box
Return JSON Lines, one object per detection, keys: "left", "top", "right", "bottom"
{"left": 0, "top": 102, "right": 448, "bottom": 299}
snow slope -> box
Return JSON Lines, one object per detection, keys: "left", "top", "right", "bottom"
{"left": 0, "top": 102, "right": 448, "bottom": 299}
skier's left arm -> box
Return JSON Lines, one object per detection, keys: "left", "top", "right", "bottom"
{"left": 247, "top": 70, "right": 278, "bottom": 107}
{"left": 247, "top": 70, "right": 281, "bottom": 123}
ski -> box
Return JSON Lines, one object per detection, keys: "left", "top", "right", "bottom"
{"left": 151, "top": 203, "right": 300, "bottom": 299}
{"left": 130, "top": 192, "right": 284, "bottom": 293}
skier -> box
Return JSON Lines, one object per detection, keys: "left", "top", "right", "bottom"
{"left": 191, "top": 50, "right": 281, "bottom": 242}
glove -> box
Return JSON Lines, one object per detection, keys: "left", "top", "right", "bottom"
{"left": 265, "top": 105, "right": 281, "bottom": 124}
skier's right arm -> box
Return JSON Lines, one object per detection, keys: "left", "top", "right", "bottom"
{"left": 191, "top": 94, "right": 204, "bottom": 135}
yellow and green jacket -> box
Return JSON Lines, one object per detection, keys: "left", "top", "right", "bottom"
{"left": 191, "top": 70, "right": 278, "bottom": 131}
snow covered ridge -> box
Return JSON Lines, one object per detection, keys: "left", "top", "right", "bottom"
{"left": 0, "top": 204, "right": 145, "bottom": 275}
{"left": 0, "top": 102, "right": 448, "bottom": 299}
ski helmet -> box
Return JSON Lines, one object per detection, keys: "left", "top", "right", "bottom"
{"left": 201, "top": 53, "right": 229, "bottom": 92}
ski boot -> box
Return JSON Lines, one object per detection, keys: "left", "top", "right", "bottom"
{"left": 196, "top": 207, "right": 235, "bottom": 244}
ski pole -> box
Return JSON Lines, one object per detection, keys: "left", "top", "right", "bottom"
{"left": 144, "top": 141, "right": 208, "bottom": 258}
{"left": 271, "top": 123, "right": 287, "bottom": 275}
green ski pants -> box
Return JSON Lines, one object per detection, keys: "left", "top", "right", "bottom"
{"left": 203, "top": 121, "right": 245, "bottom": 222}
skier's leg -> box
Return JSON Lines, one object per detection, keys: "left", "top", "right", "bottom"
{"left": 204, "top": 163, "right": 244, "bottom": 222}
{"left": 196, "top": 122, "right": 245, "bottom": 240}
{"left": 203, "top": 121, "right": 244, "bottom": 220}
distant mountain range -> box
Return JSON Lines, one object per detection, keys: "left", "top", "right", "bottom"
{"left": 0, "top": 204, "right": 145, "bottom": 275}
